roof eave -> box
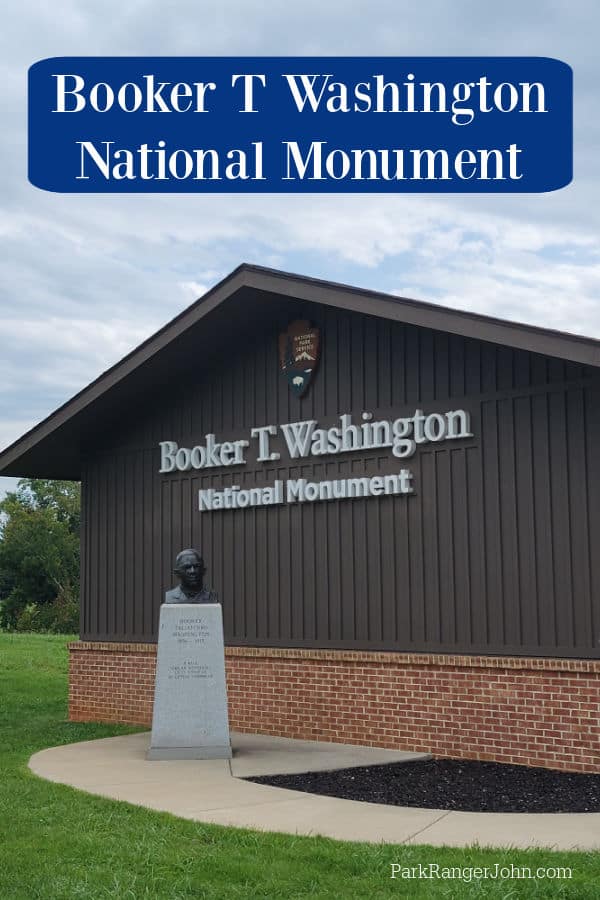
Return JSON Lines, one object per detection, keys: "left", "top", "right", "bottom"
{"left": 2, "top": 263, "right": 600, "bottom": 479}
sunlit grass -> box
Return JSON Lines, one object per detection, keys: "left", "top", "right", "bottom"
{"left": 0, "top": 633, "right": 598, "bottom": 898}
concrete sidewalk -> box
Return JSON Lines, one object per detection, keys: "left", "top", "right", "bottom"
{"left": 29, "top": 732, "right": 600, "bottom": 850}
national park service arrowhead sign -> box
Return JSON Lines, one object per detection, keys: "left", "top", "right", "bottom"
{"left": 279, "top": 319, "right": 320, "bottom": 397}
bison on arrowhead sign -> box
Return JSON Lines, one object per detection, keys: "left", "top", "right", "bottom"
{"left": 279, "top": 320, "right": 320, "bottom": 397}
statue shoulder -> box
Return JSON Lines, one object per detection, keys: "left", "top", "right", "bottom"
{"left": 164, "top": 586, "right": 183, "bottom": 604}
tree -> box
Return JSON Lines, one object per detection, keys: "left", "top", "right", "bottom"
{"left": 0, "top": 479, "right": 80, "bottom": 631}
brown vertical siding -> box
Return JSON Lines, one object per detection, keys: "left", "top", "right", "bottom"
{"left": 80, "top": 298, "right": 600, "bottom": 658}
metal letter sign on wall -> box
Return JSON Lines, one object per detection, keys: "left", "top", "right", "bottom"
{"left": 278, "top": 320, "right": 320, "bottom": 396}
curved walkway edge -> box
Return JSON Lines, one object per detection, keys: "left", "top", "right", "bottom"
{"left": 28, "top": 732, "right": 600, "bottom": 850}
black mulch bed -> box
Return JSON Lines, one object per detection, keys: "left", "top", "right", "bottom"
{"left": 246, "top": 759, "right": 600, "bottom": 813}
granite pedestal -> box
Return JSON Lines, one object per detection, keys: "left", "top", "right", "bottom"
{"left": 147, "top": 603, "right": 232, "bottom": 760}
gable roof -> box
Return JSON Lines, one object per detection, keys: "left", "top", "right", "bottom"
{"left": 2, "top": 262, "right": 600, "bottom": 480}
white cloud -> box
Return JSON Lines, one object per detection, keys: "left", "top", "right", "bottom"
{"left": 178, "top": 281, "right": 210, "bottom": 302}
{"left": 0, "top": 477, "right": 19, "bottom": 502}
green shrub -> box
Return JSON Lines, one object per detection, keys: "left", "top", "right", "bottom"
{"left": 49, "top": 585, "right": 79, "bottom": 633}
{"left": 14, "top": 603, "right": 41, "bottom": 632}
{"left": 0, "top": 478, "right": 80, "bottom": 633}
{"left": 12, "top": 587, "right": 79, "bottom": 634}
{"left": 0, "top": 587, "right": 29, "bottom": 630}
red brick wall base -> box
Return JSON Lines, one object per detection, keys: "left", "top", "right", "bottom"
{"left": 68, "top": 643, "right": 600, "bottom": 773}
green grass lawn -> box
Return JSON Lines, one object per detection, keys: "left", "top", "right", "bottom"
{"left": 0, "top": 634, "right": 598, "bottom": 899}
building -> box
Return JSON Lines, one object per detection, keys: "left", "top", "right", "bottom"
{"left": 1, "top": 264, "right": 598, "bottom": 771}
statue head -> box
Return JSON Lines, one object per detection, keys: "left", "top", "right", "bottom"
{"left": 174, "top": 549, "right": 206, "bottom": 593}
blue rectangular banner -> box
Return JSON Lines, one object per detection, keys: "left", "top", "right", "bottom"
{"left": 28, "top": 56, "right": 572, "bottom": 193}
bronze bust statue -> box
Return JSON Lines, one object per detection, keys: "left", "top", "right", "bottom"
{"left": 164, "top": 549, "right": 218, "bottom": 604}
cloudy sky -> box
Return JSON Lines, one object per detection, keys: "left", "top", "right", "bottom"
{"left": 1, "top": 1, "right": 598, "bottom": 498}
